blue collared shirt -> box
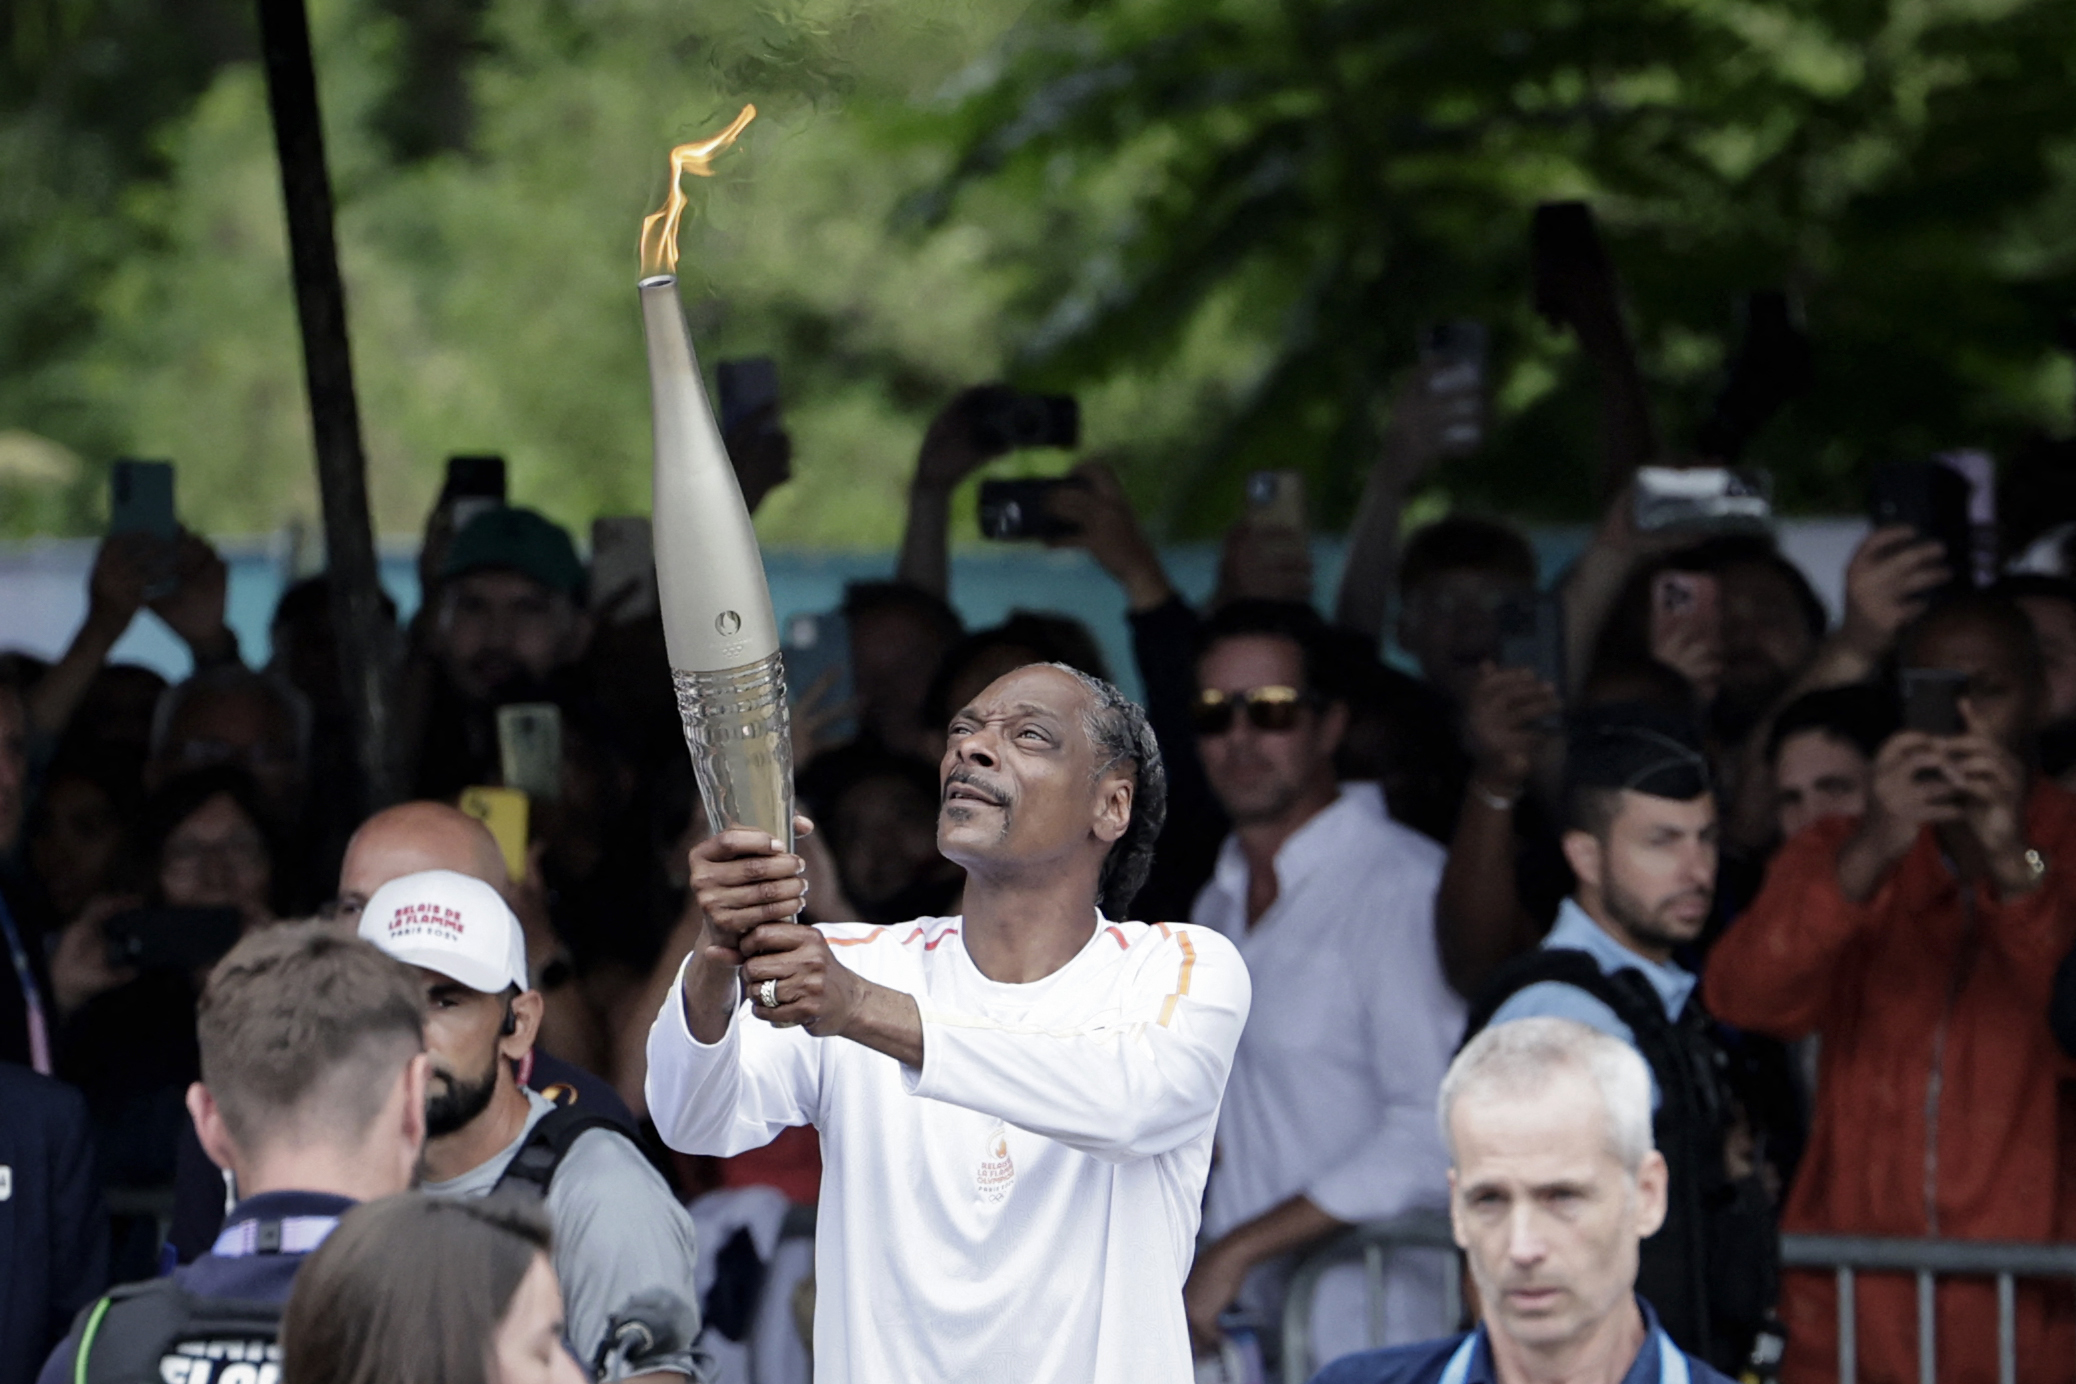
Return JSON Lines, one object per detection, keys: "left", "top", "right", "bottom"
{"left": 1488, "top": 898, "right": 1695, "bottom": 1044}
{"left": 1310, "top": 1297, "right": 1734, "bottom": 1384}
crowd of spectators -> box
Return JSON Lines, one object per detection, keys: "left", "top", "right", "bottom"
{"left": 6, "top": 215, "right": 2076, "bottom": 1384}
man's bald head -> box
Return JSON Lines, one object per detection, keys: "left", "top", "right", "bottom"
{"left": 337, "top": 802, "right": 508, "bottom": 920}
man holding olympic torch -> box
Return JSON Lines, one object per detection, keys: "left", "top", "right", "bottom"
{"left": 646, "top": 661, "right": 1250, "bottom": 1384}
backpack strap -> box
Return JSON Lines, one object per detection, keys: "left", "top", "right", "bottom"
{"left": 495, "top": 1107, "right": 627, "bottom": 1199}
{"left": 1462, "top": 947, "right": 1671, "bottom": 1054}
{"left": 69, "top": 1279, "right": 281, "bottom": 1384}
{"left": 1461, "top": 947, "right": 1707, "bottom": 1132}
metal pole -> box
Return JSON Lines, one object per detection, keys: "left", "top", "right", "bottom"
{"left": 252, "top": 0, "right": 400, "bottom": 809}
{"left": 1838, "top": 1265, "right": 1857, "bottom": 1384}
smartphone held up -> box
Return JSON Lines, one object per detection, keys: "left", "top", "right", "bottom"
{"left": 109, "top": 458, "right": 180, "bottom": 595}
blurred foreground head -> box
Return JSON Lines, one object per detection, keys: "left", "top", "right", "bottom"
{"left": 1441, "top": 1018, "right": 1668, "bottom": 1361}
{"left": 283, "top": 1192, "right": 583, "bottom": 1384}
{"left": 188, "top": 922, "right": 428, "bottom": 1199}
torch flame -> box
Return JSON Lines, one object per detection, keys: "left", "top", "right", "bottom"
{"left": 639, "top": 103, "right": 757, "bottom": 278}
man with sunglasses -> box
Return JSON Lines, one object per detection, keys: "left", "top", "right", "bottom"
{"left": 1184, "top": 600, "right": 1466, "bottom": 1370}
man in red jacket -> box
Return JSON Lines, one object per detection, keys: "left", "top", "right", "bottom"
{"left": 1705, "top": 593, "right": 2076, "bottom": 1383}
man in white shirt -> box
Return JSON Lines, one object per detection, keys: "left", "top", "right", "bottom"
{"left": 1183, "top": 600, "right": 1465, "bottom": 1368}
{"left": 646, "top": 663, "right": 1251, "bottom": 1384}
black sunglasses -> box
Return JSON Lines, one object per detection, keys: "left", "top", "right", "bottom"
{"left": 1190, "top": 684, "right": 1315, "bottom": 735}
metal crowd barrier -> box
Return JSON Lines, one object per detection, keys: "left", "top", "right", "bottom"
{"left": 1780, "top": 1233, "right": 2076, "bottom": 1384}
{"left": 1278, "top": 1222, "right": 2076, "bottom": 1384}
{"left": 1279, "top": 1210, "right": 1462, "bottom": 1384}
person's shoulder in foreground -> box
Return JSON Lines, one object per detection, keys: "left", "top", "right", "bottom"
{"left": 1311, "top": 1313, "right": 1737, "bottom": 1384}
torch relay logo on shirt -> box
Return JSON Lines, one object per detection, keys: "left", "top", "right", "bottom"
{"left": 385, "top": 901, "right": 468, "bottom": 942}
{"left": 977, "top": 1121, "right": 1015, "bottom": 1204}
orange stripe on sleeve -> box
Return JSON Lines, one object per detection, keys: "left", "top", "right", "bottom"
{"left": 1156, "top": 930, "right": 1197, "bottom": 1028}
{"left": 829, "top": 927, "right": 889, "bottom": 948}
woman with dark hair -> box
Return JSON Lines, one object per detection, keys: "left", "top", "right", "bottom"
{"left": 283, "top": 1193, "right": 584, "bottom": 1384}
{"left": 48, "top": 766, "right": 284, "bottom": 1278}
{"left": 136, "top": 763, "right": 284, "bottom": 928}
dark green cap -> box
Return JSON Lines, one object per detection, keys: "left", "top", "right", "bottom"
{"left": 442, "top": 506, "right": 585, "bottom": 601}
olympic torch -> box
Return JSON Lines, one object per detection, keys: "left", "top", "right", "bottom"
{"left": 638, "top": 106, "right": 793, "bottom": 848}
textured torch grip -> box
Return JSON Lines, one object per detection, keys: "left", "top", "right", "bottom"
{"left": 673, "top": 651, "right": 796, "bottom": 849}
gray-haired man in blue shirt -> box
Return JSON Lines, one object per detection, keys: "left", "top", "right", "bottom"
{"left": 1311, "top": 1018, "right": 1734, "bottom": 1384}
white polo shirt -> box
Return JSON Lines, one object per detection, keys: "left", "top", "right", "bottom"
{"left": 1193, "top": 783, "right": 1465, "bottom": 1352}
{"left": 645, "top": 914, "right": 1250, "bottom": 1384}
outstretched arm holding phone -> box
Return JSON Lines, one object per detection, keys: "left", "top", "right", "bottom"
{"left": 30, "top": 530, "right": 240, "bottom": 746}
{"left": 1434, "top": 664, "right": 1561, "bottom": 997}
{"left": 1334, "top": 356, "right": 1484, "bottom": 642}
{"left": 895, "top": 388, "right": 1015, "bottom": 599}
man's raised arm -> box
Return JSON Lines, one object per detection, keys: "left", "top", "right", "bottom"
{"left": 905, "top": 927, "right": 1250, "bottom": 1163}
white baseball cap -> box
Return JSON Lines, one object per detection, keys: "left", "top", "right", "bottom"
{"left": 357, "top": 869, "right": 528, "bottom": 995}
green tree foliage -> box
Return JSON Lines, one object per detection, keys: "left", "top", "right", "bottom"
{"left": 0, "top": 0, "right": 1041, "bottom": 543}
{"left": 923, "top": 0, "right": 2076, "bottom": 530}
{"left": 7, "top": 0, "right": 2076, "bottom": 542}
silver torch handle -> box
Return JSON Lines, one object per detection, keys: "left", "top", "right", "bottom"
{"left": 672, "top": 655, "right": 794, "bottom": 850}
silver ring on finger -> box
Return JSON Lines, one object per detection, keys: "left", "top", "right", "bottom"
{"left": 758, "top": 977, "right": 779, "bottom": 1009}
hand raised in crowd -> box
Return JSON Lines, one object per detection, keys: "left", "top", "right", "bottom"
{"left": 1381, "top": 357, "right": 1485, "bottom": 487}
{"left": 150, "top": 531, "right": 238, "bottom": 664}
{"left": 1465, "top": 663, "right": 1561, "bottom": 801}
{"left": 912, "top": 385, "right": 1016, "bottom": 492}
{"left": 1649, "top": 606, "right": 1724, "bottom": 706}
{"left": 1944, "top": 730, "right": 2029, "bottom": 863}
{"left": 1947, "top": 700, "right": 2037, "bottom": 894}
{"left": 1046, "top": 459, "right": 1174, "bottom": 612}
{"left": 1214, "top": 515, "right": 1313, "bottom": 608}
{"left": 84, "top": 532, "right": 155, "bottom": 637}
{"left": 48, "top": 894, "right": 141, "bottom": 1019}
{"left": 724, "top": 401, "right": 793, "bottom": 515}
{"left": 1839, "top": 525, "right": 1949, "bottom": 658}
{"left": 1839, "top": 731, "right": 1966, "bottom": 899}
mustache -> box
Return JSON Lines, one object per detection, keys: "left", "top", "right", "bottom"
{"left": 942, "top": 766, "right": 1011, "bottom": 808}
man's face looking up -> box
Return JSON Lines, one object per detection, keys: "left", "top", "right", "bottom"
{"left": 936, "top": 665, "right": 1132, "bottom": 884}
{"left": 439, "top": 569, "right": 581, "bottom": 703}
{"left": 1193, "top": 634, "right": 1344, "bottom": 827}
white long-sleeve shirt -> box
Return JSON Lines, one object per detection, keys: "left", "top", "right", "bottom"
{"left": 1193, "top": 784, "right": 1464, "bottom": 1350}
{"left": 645, "top": 914, "right": 1251, "bottom": 1384}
